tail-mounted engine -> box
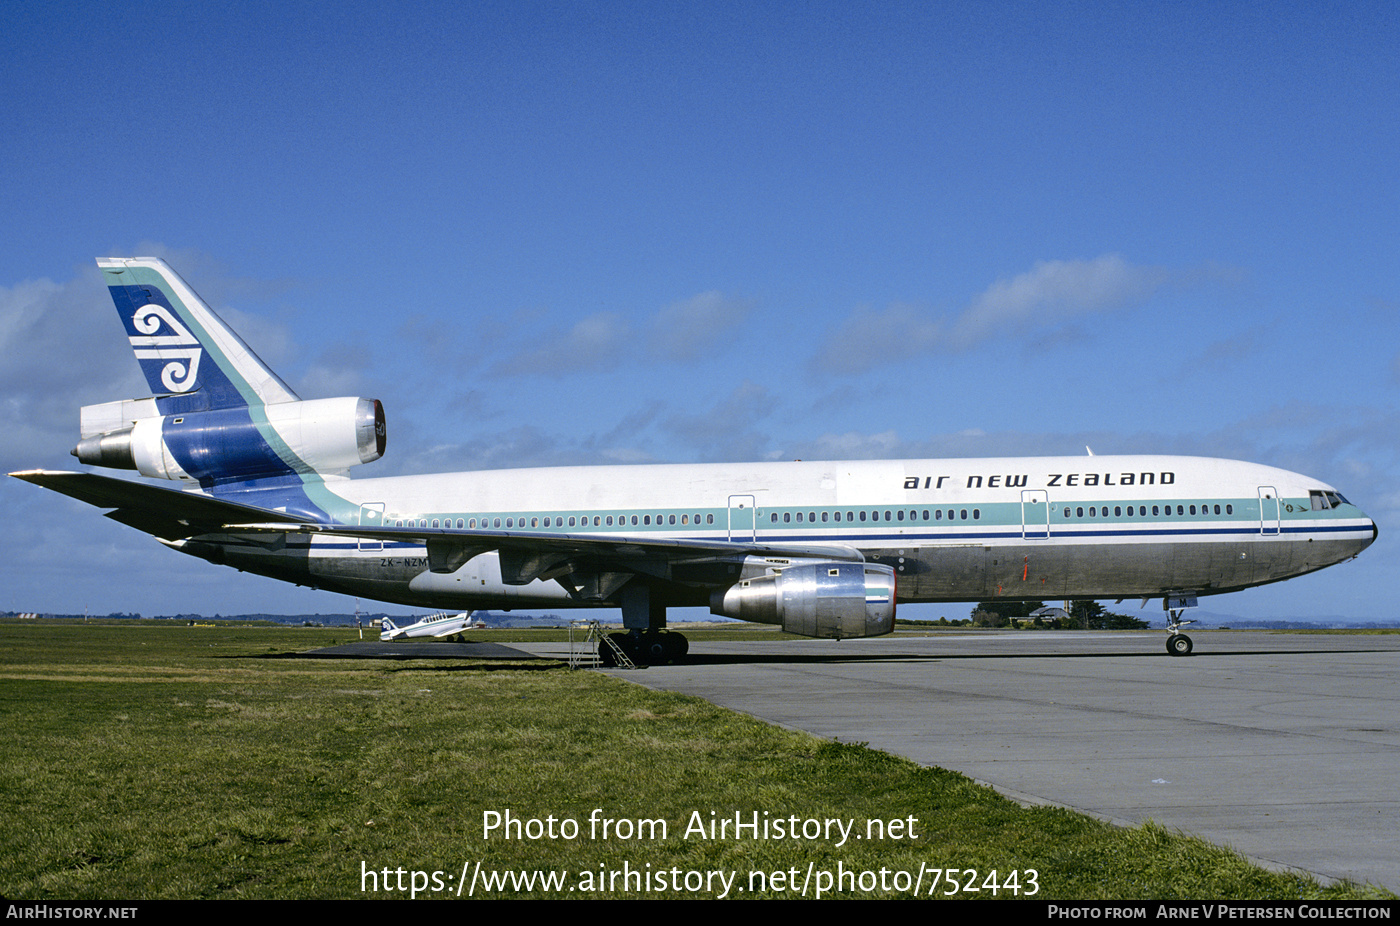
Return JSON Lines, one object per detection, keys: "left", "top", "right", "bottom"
{"left": 74, "top": 396, "right": 385, "bottom": 483}
{"left": 709, "top": 562, "right": 896, "bottom": 639}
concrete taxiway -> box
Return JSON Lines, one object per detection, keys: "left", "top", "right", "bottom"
{"left": 522, "top": 630, "right": 1400, "bottom": 890}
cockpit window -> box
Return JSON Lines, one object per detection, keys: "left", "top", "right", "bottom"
{"left": 1310, "top": 490, "right": 1347, "bottom": 510}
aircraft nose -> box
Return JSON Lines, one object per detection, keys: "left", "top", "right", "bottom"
{"left": 1355, "top": 513, "right": 1379, "bottom": 555}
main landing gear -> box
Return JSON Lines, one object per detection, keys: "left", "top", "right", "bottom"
{"left": 598, "top": 629, "right": 689, "bottom": 667}
{"left": 1165, "top": 608, "right": 1197, "bottom": 657}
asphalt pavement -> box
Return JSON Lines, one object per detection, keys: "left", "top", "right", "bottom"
{"left": 520, "top": 629, "right": 1400, "bottom": 890}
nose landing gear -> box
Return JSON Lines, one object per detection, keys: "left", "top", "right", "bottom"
{"left": 1165, "top": 607, "right": 1196, "bottom": 657}
{"left": 1166, "top": 632, "right": 1193, "bottom": 656}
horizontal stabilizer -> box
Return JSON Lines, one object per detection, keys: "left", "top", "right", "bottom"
{"left": 9, "top": 470, "right": 314, "bottom": 540}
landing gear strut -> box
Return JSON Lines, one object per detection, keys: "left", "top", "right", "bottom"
{"left": 1165, "top": 608, "right": 1196, "bottom": 657}
{"left": 605, "top": 584, "right": 690, "bottom": 666}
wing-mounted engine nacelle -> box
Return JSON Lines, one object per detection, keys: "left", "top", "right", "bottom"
{"left": 74, "top": 396, "right": 386, "bottom": 482}
{"left": 709, "top": 562, "right": 896, "bottom": 639}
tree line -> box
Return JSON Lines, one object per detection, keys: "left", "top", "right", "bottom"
{"left": 969, "top": 600, "right": 1149, "bottom": 630}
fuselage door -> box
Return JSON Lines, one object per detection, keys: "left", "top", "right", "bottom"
{"left": 728, "top": 495, "right": 756, "bottom": 542}
{"left": 359, "top": 503, "right": 386, "bottom": 551}
{"left": 1257, "top": 487, "right": 1280, "bottom": 535}
{"left": 1021, "top": 490, "right": 1050, "bottom": 540}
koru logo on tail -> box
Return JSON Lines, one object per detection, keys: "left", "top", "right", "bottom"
{"left": 129, "top": 303, "right": 202, "bottom": 392}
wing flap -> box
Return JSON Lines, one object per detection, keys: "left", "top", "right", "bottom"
{"left": 290, "top": 522, "right": 866, "bottom": 566}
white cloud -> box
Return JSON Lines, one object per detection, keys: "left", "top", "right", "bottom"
{"left": 491, "top": 291, "right": 749, "bottom": 376}
{"left": 648, "top": 291, "right": 751, "bottom": 360}
{"left": 491, "top": 311, "right": 632, "bottom": 376}
{"left": 951, "top": 255, "right": 1168, "bottom": 347}
{"left": 813, "top": 255, "right": 1177, "bottom": 374}
{"left": 810, "top": 301, "right": 945, "bottom": 374}
{"left": 0, "top": 267, "right": 146, "bottom": 471}
{"left": 662, "top": 381, "right": 778, "bottom": 462}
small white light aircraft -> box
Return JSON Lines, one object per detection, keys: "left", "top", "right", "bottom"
{"left": 10, "top": 259, "right": 1378, "bottom": 663}
{"left": 380, "top": 612, "right": 475, "bottom": 641}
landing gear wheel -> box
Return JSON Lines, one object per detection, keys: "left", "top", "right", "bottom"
{"left": 644, "top": 633, "right": 669, "bottom": 664}
{"left": 1166, "top": 634, "right": 1193, "bottom": 657}
{"left": 636, "top": 630, "right": 689, "bottom": 665}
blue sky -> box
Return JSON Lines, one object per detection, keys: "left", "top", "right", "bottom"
{"left": 1, "top": 1, "right": 1395, "bottom": 621}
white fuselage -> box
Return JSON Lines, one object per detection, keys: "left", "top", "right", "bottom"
{"left": 182, "top": 454, "right": 1377, "bottom": 613}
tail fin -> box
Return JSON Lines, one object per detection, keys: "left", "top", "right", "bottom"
{"left": 78, "top": 258, "right": 385, "bottom": 490}
{"left": 97, "top": 257, "right": 298, "bottom": 412}
{"left": 380, "top": 618, "right": 401, "bottom": 641}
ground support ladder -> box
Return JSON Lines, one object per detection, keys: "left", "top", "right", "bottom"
{"left": 568, "top": 620, "right": 636, "bottom": 669}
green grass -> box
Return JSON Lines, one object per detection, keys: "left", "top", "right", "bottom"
{"left": 0, "top": 620, "right": 1391, "bottom": 900}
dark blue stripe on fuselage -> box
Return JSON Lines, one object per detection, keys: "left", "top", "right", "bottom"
{"left": 293, "top": 521, "right": 1367, "bottom": 552}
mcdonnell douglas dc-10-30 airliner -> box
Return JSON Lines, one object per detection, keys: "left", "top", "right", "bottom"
{"left": 11, "top": 258, "right": 1378, "bottom": 663}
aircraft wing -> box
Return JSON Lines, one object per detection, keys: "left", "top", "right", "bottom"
{"left": 9, "top": 470, "right": 315, "bottom": 540}
{"left": 271, "top": 522, "right": 867, "bottom": 586}
{"left": 273, "top": 522, "right": 867, "bottom": 596}
{"left": 11, "top": 470, "right": 865, "bottom": 585}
